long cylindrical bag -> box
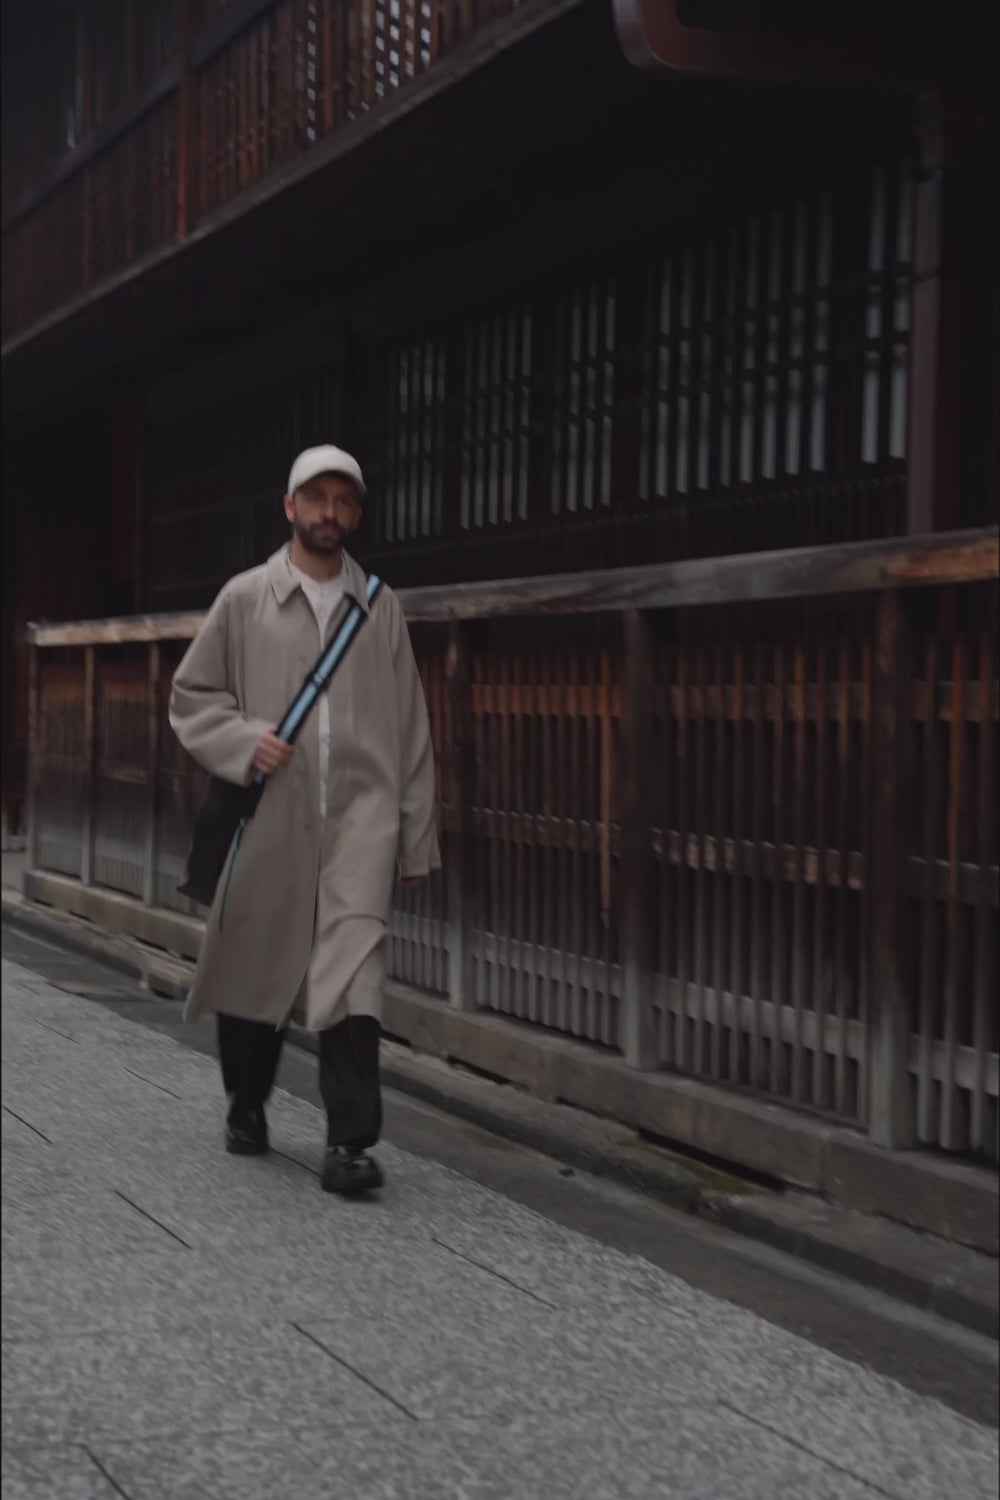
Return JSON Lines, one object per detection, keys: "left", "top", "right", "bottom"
{"left": 177, "top": 574, "right": 383, "bottom": 907}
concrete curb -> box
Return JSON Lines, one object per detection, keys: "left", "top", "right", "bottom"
{"left": 1, "top": 889, "right": 193, "bottom": 997}
{"left": 3, "top": 888, "right": 998, "bottom": 1340}
{"left": 290, "top": 1021, "right": 709, "bottom": 1214}
{"left": 701, "top": 1196, "right": 999, "bottom": 1341}
{"left": 300, "top": 1025, "right": 998, "bottom": 1341}
{"left": 378, "top": 982, "right": 1000, "bottom": 1260}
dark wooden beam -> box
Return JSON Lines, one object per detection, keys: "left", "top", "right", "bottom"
{"left": 868, "top": 590, "right": 915, "bottom": 1146}
{"left": 24, "top": 644, "right": 40, "bottom": 867}
{"left": 80, "top": 646, "right": 98, "bottom": 886}
{"left": 906, "top": 92, "right": 970, "bottom": 536}
{"left": 27, "top": 527, "right": 999, "bottom": 645}
{"left": 176, "top": 0, "right": 195, "bottom": 238}
{"left": 619, "top": 609, "right": 657, "bottom": 1067}
{"left": 445, "top": 621, "right": 477, "bottom": 1011}
{"left": 399, "top": 528, "right": 1000, "bottom": 622}
{"left": 30, "top": 612, "right": 210, "bottom": 647}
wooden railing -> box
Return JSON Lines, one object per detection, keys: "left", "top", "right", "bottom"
{"left": 2, "top": 0, "right": 534, "bottom": 341}
{"left": 26, "top": 528, "right": 1000, "bottom": 1159}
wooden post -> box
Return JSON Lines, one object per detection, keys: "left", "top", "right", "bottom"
{"left": 143, "top": 643, "right": 162, "bottom": 907}
{"left": 619, "top": 609, "right": 657, "bottom": 1069}
{"left": 907, "top": 92, "right": 966, "bottom": 538}
{"left": 25, "top": 643, "right": 40, "bottom": 872}
{"left": 868, "top": 590, "right": 915, "bottom": 1147}
{"left": 81, "top": 646, "right": 98, "bottom": 887}
{"left": 446, "top": 620, "right": 477, "bottom": 1011}
{"left": 176, "top": 0, "right": 195, "bottom": 237}
{"left": 80, "top": 9, "right": 94, "bottom": 292}
{"left": 124, "top": 0, "right": 137, "bottom": 262}
{"left": 82, "top": 166, "right": 92, "bottom": 292}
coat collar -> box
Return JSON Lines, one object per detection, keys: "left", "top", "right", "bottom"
{"left": 266, "top": 546, "right": 371, "bottom": 614}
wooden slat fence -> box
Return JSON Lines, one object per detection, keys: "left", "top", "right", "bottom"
{"left": 26, "top": 530, "right": 999, "bottom": 1159}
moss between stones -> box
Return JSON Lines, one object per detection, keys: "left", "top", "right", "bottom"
{"left": 613, "top": 1134, "right": 758, "bottom": 1197}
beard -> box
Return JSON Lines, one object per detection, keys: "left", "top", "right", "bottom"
{"left": 293, "top": 516, "right": 343, "bottom": 556}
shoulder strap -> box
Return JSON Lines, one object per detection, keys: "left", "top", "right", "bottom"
{"left": 272, "top": 575, "right": 383, "bottom": 751}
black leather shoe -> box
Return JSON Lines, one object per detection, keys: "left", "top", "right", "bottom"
{"left": 321, "top": 1147, "right": 383, "bottom": 1195}
{"left": 225, "top": 1106, "right": 269, "bottom": 1156}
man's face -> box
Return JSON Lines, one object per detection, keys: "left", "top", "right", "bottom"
{"left": 284, "top": 473, "right": 362, "bottom": 556}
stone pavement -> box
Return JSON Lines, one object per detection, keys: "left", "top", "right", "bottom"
{"left": 3, "top": 956, "right": 998, "bottom": 1500}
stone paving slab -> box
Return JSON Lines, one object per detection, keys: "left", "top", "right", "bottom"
{"left": 3, "top": 956, "right": 998, "bottom": 1500}
{"left": 2, "top": 1443, "right": 122, "bottom": 1500}
{"left": 3, "top": 1318, "right": 385, "bottom": 1449}
{"left": 81, "top": 1398, "right": 890, "bottom": 1500}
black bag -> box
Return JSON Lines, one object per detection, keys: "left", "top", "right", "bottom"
{"left": 178, "top": 574, "right": 383, "bottom": 908}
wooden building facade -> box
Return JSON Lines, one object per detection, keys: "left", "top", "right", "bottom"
{"left": 2, "top": 0, "right": 997, "bottom": 1169}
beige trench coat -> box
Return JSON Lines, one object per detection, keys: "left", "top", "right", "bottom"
{"left": 169, "top": 546, "right": 440, "bottom": 1031}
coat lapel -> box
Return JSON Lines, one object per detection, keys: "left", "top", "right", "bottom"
{"left": 266, "top": 545, "right": 370, "bottom": 614}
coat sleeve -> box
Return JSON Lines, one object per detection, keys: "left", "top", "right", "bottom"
{"left": 389, "top": 593, "right": 442, "bottom": 879}
{"left": 168, "top": 585, "right": 274, "bottom": 785}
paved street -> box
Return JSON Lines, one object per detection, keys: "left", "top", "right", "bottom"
{"left": 3, "top": 944, "right": 998, "bottom": 1500}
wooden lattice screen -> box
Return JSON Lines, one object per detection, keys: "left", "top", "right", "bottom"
{"left": 141, "top": 160, "right": 914, "bottom": 609}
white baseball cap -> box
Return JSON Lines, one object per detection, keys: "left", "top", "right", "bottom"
{"left": 287, "top": 444, "right": 366, "bottom": 498}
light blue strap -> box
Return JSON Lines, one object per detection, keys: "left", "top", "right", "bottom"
{"left": 310, "top": 573, "right": 381, "bottom": 688}
{"left": 275, "top": 575, "right": 381, "bottom": 743}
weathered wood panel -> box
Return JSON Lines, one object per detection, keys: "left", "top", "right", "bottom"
{"left": 3, "top": 91, "right": 179, "bottom": 339}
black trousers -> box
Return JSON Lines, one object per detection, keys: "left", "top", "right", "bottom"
{"left": 217, "top": 1013, "right": 382, "bottom": 1152}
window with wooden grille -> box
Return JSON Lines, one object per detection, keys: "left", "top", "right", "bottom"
{"left": 142, "top": 159, "right": 918, "bottom": 602}
{"left": 459, "top": 304, "right": 533, "bottom": 531}
{"left": 362, "top": 335, "right": 448, "bottom": 546}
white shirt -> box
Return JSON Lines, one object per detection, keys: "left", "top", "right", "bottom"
{"left": 289, "top": 563, "right": 346, "bottom": 819}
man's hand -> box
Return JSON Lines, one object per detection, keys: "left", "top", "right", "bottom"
{"left": 253, "top": 732, "right": 294, "bottom": 776}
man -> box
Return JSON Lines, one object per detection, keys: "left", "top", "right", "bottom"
{"left": 169, "top": 444, "right": 440, "bottom": 1195}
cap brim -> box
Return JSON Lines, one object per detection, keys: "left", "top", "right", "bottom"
{"left": 293, "top": 467, "right": 366, "bottom": 497}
